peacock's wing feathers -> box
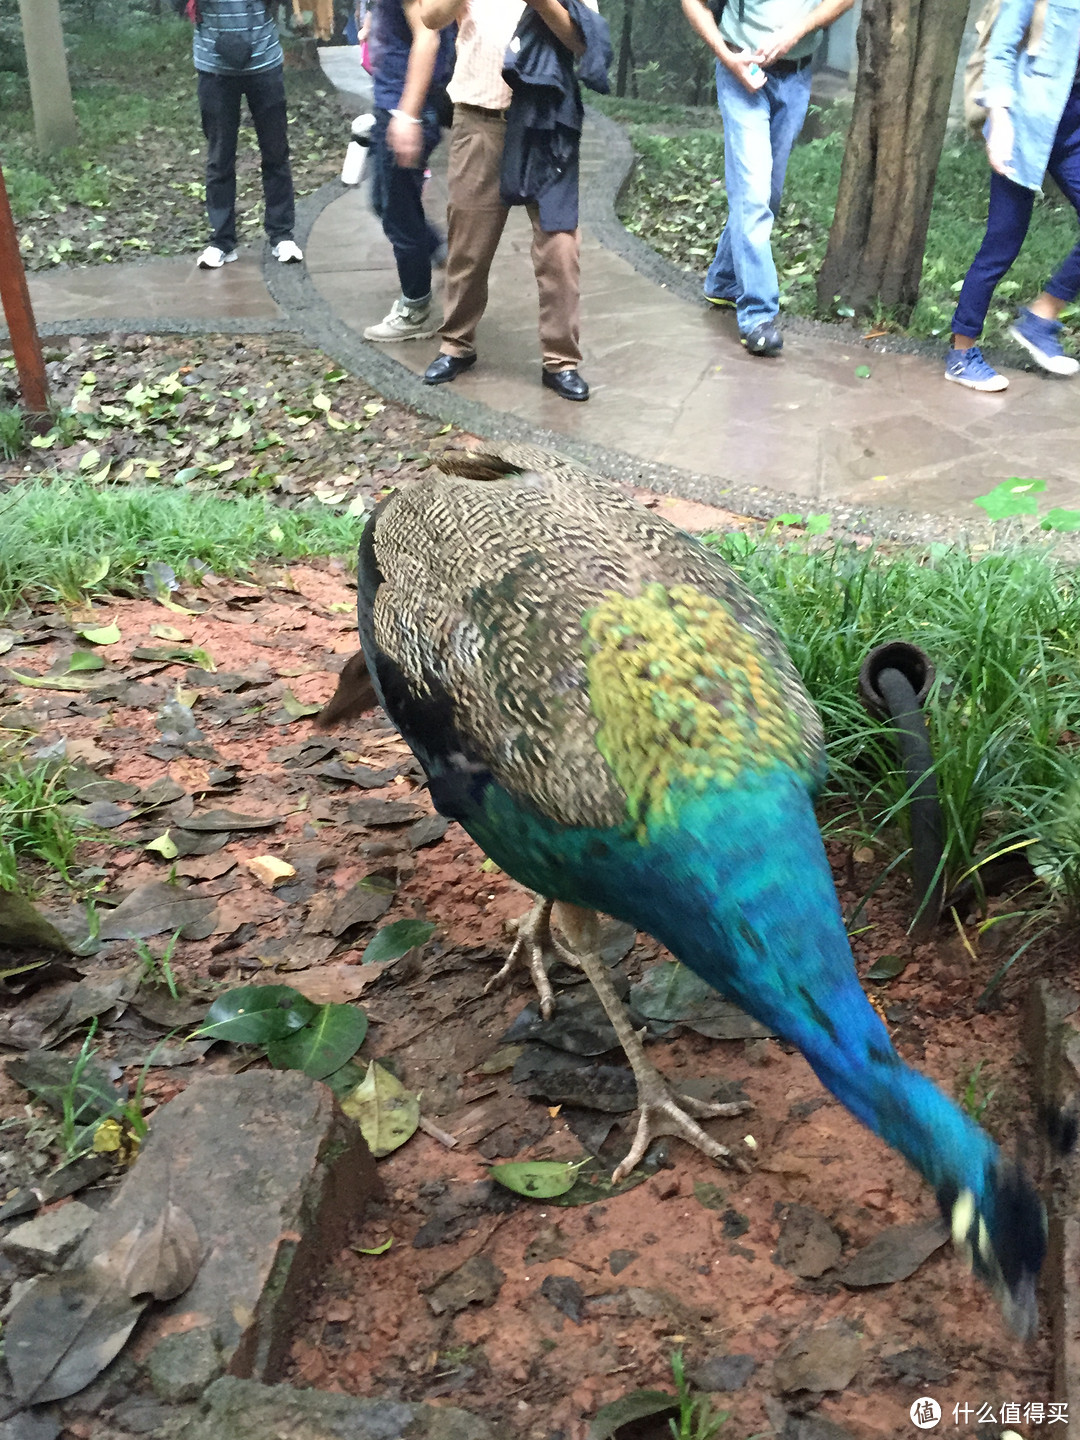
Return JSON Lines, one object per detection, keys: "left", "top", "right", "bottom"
{"left": 364, "top": 446, "right": 825, "bottom": 832}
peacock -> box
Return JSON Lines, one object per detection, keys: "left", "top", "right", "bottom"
{"left": 323, "top": 441, "right": 1046, "bottom": 1338}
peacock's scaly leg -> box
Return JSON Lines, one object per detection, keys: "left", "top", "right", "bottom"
{"left": 484, "top": 895, "right": 568, "bottom": 1021}
{"left": 555, "top": 903, "right": 752, "bottom": 1185}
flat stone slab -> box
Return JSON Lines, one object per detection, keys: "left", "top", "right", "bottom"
{"left": 168, "top": 1376, "right": 499, "bottom": 1440}
{"left": 1, "top": 1201, "right": 95, "bottom": 1270}
{"left": 71, "top": 1070, "right": 375, "bottom": 1386}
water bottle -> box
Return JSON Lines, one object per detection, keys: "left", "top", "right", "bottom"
{"left": 341, "top": 113, "right": 377, "bottom": 186}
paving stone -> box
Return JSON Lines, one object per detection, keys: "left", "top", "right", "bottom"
{"left": 70, "top": 1071, "right": 376, "bottom": 1384}
{"left": 147, "top": 1328, "right": 223, "bottom": 1403}
{"left": 168, "top": 1376, "right": 499, "bottom": 1440}
{"left": 1, "top": 1202, "right": 95, "bottom": 1269}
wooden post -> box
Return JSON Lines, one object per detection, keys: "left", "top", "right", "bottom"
{"left": 0, "top": 167, "right": 49, "bottom": 417}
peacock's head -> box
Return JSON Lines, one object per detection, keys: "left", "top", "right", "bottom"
{"left": 939, "top": 1160, "right": 1046, "bottom": 1340}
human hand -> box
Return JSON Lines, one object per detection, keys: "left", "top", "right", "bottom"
{"left": 986, "top": 107, "right": 1015, "bottom": 177}
{"left": 724, "top": 49, "right": 766, "bottom": 93}
{"left": 753, "top": 25, "right": 801, "bottom": 66}
{"left": 388, "top": 111, "right": 423, "bottom": 167}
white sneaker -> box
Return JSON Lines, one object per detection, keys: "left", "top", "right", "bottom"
{"left": 197, "top": 245, "right": 237, "bottom": 269}
{"left": 272, "top": 239, "right": 303, "bottom": 264}
{"left": 363, "top": 297, "right": 436, "bottom": 343}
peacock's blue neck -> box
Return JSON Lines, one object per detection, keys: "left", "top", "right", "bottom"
{"left": 470, "top": 765, "right": 999, "bottom": 1205}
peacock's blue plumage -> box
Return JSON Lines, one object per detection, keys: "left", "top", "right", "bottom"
{"left": 353, "top": 443, "right": 1046, "bottom": 1335}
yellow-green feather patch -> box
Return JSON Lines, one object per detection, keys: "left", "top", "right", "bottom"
{"left": 583, "top": 582, "right": 812, "bottom": 828}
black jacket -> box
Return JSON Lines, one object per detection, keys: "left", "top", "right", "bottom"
{"left": 500, "top": 0, "right": 612, "bottom": 233}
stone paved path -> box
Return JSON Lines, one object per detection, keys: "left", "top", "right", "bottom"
{"left": 11, "top": 45, "right": 1080, "bottom": 535}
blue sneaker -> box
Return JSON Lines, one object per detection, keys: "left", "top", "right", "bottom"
{"left": 1009, "top": 307, "right": 1080, "bottom": 376}
{"left": 944, "top": 345, "right": 1009, "bottom": 392}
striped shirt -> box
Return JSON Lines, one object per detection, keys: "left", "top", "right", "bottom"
{"left": 447, "top": 0, "right": 598, "bottom": 111}
{"left": 193, "top": 0, "right": 283, "bottom": 74}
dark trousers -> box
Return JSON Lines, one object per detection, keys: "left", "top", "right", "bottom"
{"left": 369, "top": 106, "right": 444, "bottom": 303}
{"left": 952, "top": 80, "right": 1080, "bottom": 338}
{"left": 197, "top": 65, "right": 295, "bottom": 250}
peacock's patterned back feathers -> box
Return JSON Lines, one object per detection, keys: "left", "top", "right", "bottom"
{"left": 366, "top": 443, "right": 825, "bottom": 832}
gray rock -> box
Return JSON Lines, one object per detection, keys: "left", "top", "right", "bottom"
{"left": 148, "top": 1329, "right": 223, "bottom": 1403}
{"left": 69, "top": 1071, "right": 376, "bottom": 1384}
{"left": 1, "top": 1202, "right": 95, "bottom": 1269}
{"left": 0, "top": 1411, "right": 61, "bottom": 1440}
{"left": 688, "top": 1353, "right": 757, "bottom": 1391}
{"left": 170, "top": 1376, "right": 500, "bottom": 1440}
{"left": 780, "top": 1415, "right": 860, "bottom": 1440}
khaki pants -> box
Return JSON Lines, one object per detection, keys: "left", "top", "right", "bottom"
{"left": 440, "top": 105, "right": 582, "bottom": 372}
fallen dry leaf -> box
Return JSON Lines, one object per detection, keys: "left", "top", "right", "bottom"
{"left": 245, "top": 856, "right": 297, "bottom": 888}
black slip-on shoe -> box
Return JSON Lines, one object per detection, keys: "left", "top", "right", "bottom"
{"left": 423, "top": 352, "right": 477, "bottom": 385}
{"left": 542, "top": 368, "right": 590, "bottom": 401}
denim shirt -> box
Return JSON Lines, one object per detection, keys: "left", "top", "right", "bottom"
{"left": 981, "top": 0, "right": 1080, "bottom": 190}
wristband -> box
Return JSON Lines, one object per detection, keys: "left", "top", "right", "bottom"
{"left": 391, "top": 109, "right": 422, "bottom": 124}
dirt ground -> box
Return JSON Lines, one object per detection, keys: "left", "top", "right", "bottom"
{"left": 0, "top": 544, "right": 1062, "bottom": 1440}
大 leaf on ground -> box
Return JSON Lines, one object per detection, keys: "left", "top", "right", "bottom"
{"left": 280, "top": 688, "right": 322, "bottom": 719}
{"left": 68, "top": 650, "right": 106, "bottom": 673}
{"left": 3, "top": 1267, "right": 147, "bottom": 1405}
{"left": 111, "top": 1202, "right": 202, "bottom": 1301}
{"left": 973, "top": 477, "right": 1046, "bottom": 520}
{"left": 588, "top": 1390, "right": 679, "bottom": 1440}
{"left": 266, "top": 1002, "right": 368, "bottom": 1078}
{"left": 196, "top": 984, "right": 317, "bottom": 1044}
{"left": 489, "top": 1159, "right": 583, "bottom": 1199}
{"left": 354, "top": 1236, "right": 393, "bottom": 1255}
{"left": 150, "top": 625, "right": 190, "bottom": 642}
{"left": 866, "top": 954, "right": 907, "bottom": 981}
{"left": 130, "top": 644, "right": 215, "bottom": 670}
{"left": 8, "top": 670, "right": 109, "bottom": 693}
{"left": 7, "top": 1050, "right": 119, "bottom": 1125}
{"left": 361, "top": 918, "right": 436, "bottom": 964}
{"left": 77, "top": 623, "right": 121, "bottom": 646}
{"left": 145, "top": 831, "right": 179, "bottom": 860}
{"left": 97, "top": 881, "right": 216, "bottom": 942}
{"left": 340, "top": 1060, "right": 420, "bottom": 1157}
{"left": 175, "top": 809, "right": 278, "bottom": 832}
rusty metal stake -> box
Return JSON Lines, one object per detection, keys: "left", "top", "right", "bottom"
{"left": 0, "top": 164, "right": 50, "bottom": 417}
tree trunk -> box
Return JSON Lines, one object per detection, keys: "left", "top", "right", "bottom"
{"left": 17, "top": 0, "right": 78, "bottom": 154}
{"left": 616, "top": 0, "right": 635, "bottom": 99}
{"left": 816, "top": 0, "right": 968, "bottom": 319}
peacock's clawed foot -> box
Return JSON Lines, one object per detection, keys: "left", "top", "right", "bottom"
{"left": 611, "top": 1070, "right": 753, "bottom": 1185}
{"left": 484, "top": 896, "right": 571, "bottom": 1021}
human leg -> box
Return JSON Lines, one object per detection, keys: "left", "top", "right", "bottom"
{"left": 198, "top": 70, "right": 242, "bottom": 253}
{"left": 950, "top": 170, "right": 1034, "bottom": 342}
{"left": 528, "top": 207, "right": 583, "bottom": 375}
{"left": 365, "top": 112, "right": 442, "bottom": 342}
{"left": 435, "top": 108, "right": 510, "bottom": 361}
{"left": 245, "top": 65, "right": 296, "bottom": 244}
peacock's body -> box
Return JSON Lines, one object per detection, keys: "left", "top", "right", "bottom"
{"left": 345, "top": 442, "right": 1045, "bottom": 1336}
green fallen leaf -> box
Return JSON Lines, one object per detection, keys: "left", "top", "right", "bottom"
{"left": 280, "top": 689, "right": 322, "bottom": 720}
{"left": 77, "top": 623, "right": 121, "bottom": 646}
{"left": 196, "top": 984, "right": 317, "bottom": 1044}
{"left": 79, "top": 449, "right": 102, "bottom": 472}
{"left": 1041, "top": 508, "right": 1080, "bottom": 533}
{"left": 9, "top": 671, "right": 107, "bottom": 693}
{"left": 866, "top": 953, "right": 908, "bottom": 981}
{"left": 68, "top": 651, "right": 105, "bottom": 673}
{"left": 361, "top": 919, "right": 436, "bottom": 964}
{"left": 340, "top": 1061, "right": 420, "bottom": 1157}
{"left": 150, "top": 625, "right": 189, "bottom": 642}
{"left": 353, "top": 1237, "right": 394, "bottom": 1256}
{"left": 489, "top": 1159, "right": 586, "bottom": 1199}
{"left": 145, "top": 831, "right": 179, "bottom": 860}
{"left": 855, "top": 365, "right": 871, "bottom": 380}
{"left": 266, "top": 1002, "right": 368, "bottom": 1079}
{"left": 973, "top": 477, "right": 1046, "bottom": 521}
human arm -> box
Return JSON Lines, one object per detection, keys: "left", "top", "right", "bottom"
{"left": 680, "top": 0, "right": 764, "bottom": 94}
{"left": 753, "top": 0, "right": 855, "bottom": 68}
{"left": 388, "top": 0, "right": 442, "bottom": 166}
{"left": 419, "top": 0, "right": 466, "bottom": 31}
{"left": 524, "top": 0, "right": 585, "bottom": 59}
{"left": 980, "top": 0, "right": 1037, "bottom": 115}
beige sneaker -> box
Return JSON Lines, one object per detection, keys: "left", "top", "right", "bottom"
{"left": 363, "top": 297, "right": 436, "bottom": 343}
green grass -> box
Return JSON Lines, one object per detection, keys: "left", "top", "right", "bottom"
{"left": 0, "top": 405, "right": 26, "bottom": 461}
{"left": 0, "top": 479, "right": 360, "bottom": 614}
{"left": 621, "top": 120, "right": 1080, "bottom": 348}
{"left": 0, "top": 757, "right": 85, "bottom": 891}
{"left": 710, "top": 533, "right": 1080, "bottom": 911}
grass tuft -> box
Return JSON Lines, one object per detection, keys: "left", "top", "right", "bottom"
{"left": 0, "top": 758, "right": 85, "bottom": 891}
{"left": 0, "top": 479, "right": 359, "bottom": 615}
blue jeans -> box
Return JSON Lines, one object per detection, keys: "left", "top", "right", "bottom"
{"left": 370, "top": 106, "right": 444, "bottom": 304}
{"left": 952, "top": 79, "right": 1080, "bottom": 338}
{"left": 705, "top": 61, "right": 813, "bottom": 334}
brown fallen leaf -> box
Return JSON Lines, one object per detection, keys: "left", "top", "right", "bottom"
{"left": 106, "top": 1201, "right": 202, "bottom": 1302}
{"left": 245, "top": 856, "right": 297, "bottom": 888}
{"left": 287, "top": 962, "right": 388, "bottom": 1005}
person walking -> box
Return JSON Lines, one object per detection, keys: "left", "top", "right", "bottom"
{"left": 946, "top": 0, "right": 1080, "bottom": 392}
{"left": 177, "top": 0, "right": 304, "bottom": 269}
{"left": 416, "top": 0, "right": 607, "bottom": 402}
{"left": 681, "top": 0, "right": 854, "bottom": 358}
{"left": 363, "top": 0, "right": 456, "bottom": 342}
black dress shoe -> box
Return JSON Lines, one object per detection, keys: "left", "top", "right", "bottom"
{"left": 542, "top": 367, "right": 590, "bottom": 402}
{"left": 423, "top": 351, "right": 477, "bottom": 385}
